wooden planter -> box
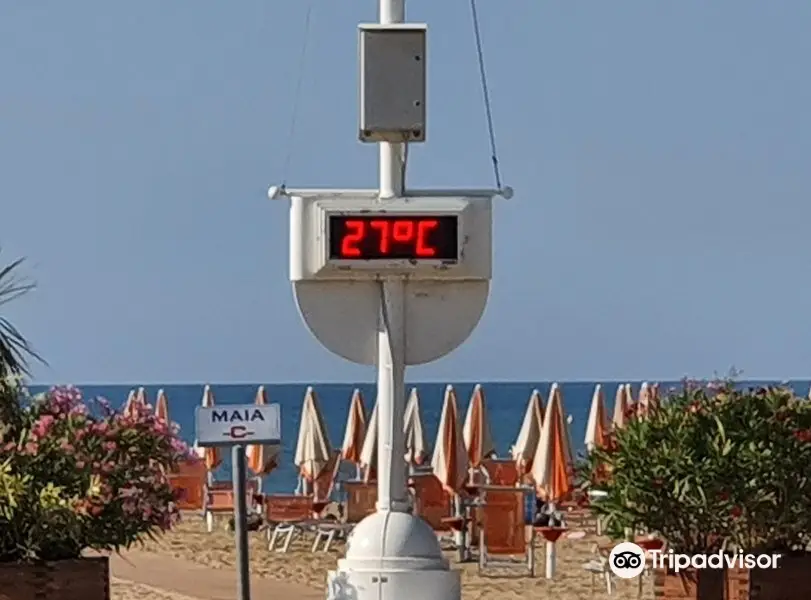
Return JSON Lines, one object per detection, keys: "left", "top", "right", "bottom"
{"left": 654, "top": 554, "right": 811, "bottom": 600}
{"left": 0, "top": 556, "right": 109, "bottom": 600}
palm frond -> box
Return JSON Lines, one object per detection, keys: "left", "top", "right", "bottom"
{"left": 0, "top": 253, "right": 44, "bottom": 377}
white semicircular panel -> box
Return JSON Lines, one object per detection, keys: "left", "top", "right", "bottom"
{"left": 294, "top": 279, "right": 489, "bottom": 366}
{"left": 294, "top": 280, "right": 380, "bottom": 365}
{"left": 403, "top": 280, "right": 489, "bottom": 365}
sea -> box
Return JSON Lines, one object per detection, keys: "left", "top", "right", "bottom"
{"left": 26, "top": 380, "right": 811, "bottom": 494}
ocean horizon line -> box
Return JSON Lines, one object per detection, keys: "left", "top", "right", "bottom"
{"left": 26, "top": 376, "right": 807, "bottom": 388}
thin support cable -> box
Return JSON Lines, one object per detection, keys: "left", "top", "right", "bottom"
{"left": 469, "top": 0, "right": 502, "bottom": 190}
{"left": 281, "top": 1, "right": 315, "bottom": 189}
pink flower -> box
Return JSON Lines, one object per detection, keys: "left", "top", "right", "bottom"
{"left": 23, "top": 442, "right": 39, "bottom": 455}
{"left": 170, "top": 437, "right": 189, "bottom": 455}
{"left": 76, "top": 460, "right": 86, "bottom": 468}
{"left": 2, "top": 441, "right": 15, "bottom": 452}
{"left": 31, "top": 415, "right": 55, "bottom": 439}
{"left": 103, "top": 441, "right": 116, "bottom": 453}
{"left": 59, "top": 440, "right": 74, "bottom": 453}
{"left": 69, "top": 404, "right": 88, "bottom": 417}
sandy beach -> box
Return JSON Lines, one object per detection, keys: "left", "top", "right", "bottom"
{"left": 112, "top": 579, "right": 200, "bottom": 600}
{"left": 115, "top": 513, "right": 654, "bottom": 600}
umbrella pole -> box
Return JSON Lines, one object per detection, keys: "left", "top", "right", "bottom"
{"left": 545, "top": 501, "right": 556, "bottom": 579}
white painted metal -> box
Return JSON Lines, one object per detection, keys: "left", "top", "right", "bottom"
{"left": 293, "top": 279, "right": 489, "bottom": 365}
{"left": 269, "top": 186, "right": 513, "bottom": 200}
{"left": 289, "top": 195, "right": 492, "bottom": 280}
{"left": 277, "top": 0, "right": 508, "bottom": 596}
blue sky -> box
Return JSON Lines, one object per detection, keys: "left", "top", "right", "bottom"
{"left": 2, "top": 2, "right": 810, "bottom": 384}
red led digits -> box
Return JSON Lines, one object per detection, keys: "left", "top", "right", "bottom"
{"left": 415, "top": 219, "right": 438, "bottom": 257}
{"left": 336, "top": 216, "right": 445, "bottom": 259}
{"left": 370, "top": 220, "right": 390, "bottom": 253}
{"left": 391, "top": 220, "right": 415, "bottom": 244}
{"left": 341, "top": 220, "right": 365, "bottom": 257}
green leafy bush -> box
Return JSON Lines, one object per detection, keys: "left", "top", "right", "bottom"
{"left": 578, "top": 380, "right": 811, "bottom": 554}
{"left": 0, "top": 383, "right": 191, "bottom": 562}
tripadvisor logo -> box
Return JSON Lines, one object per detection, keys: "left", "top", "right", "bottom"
{"left": 609, "top": 542, "right": 782, "bottom": 578}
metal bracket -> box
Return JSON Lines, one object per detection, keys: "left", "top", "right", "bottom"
{"left": 267, "top": 185, "right": 514, "bottom": 201}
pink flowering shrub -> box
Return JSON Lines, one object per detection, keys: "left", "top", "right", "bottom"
{"left": 0, "top": 384, "right": 192, "bottom": 562}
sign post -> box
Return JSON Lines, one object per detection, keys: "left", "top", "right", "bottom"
{"left": 232, "top": 444, "right": 251, "bottom": 600}
{"left": 269, "top": 0, "right": 511, "bottom": 598}
{"left": 195, "top": 402, "right": 281, "bottom": 600}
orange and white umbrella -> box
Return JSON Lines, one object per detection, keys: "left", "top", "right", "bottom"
{"left": 155, "top": 389, "right": 170, "bottom": 422}
{"left": 531, "top": 382, "right": 575, "bottom": 579}
{"left": 247, "top": 386, "right": 281, "bottom": 486}
{"left": 341, "top": 389, "right": 368, "bottom": 478}
{"left": 651, "top": 382, "right": 660, "bottom": 406}
{"left": 404, "top": 388, "right": 428, "bottom": 466}
{"left": 531, "top": 383, "right": 574, "bottom": 504}
{"left": 123, "top": 389, "right": 137, "bottom": 416}
{"left": 612, "top": 384, "right": 629, "bottom": 431}
{"left": 430, "top": 385, "right": 468, "bottom": 495}
{"left": 637, "top": 381, "right": 653, "bottom": 418}
{"left": 511, "top": 389, "right": 545, "bottom": 476}
{"left": 624, "top": 383, "right": 637, "bottom": 419}
{"left": 462, "top": 384, "right": 495, "bottom": 469}
{"left": 124, "top": 387, "right": 147, "bottom": 417}
{"left": 359, "top": 400, "right": 378, "bottom": 482}
{"left": 585, "top": 384, "right": 610, "bottom": 452}
{"left": 294, "top": 386, "right": 333, "bottom": 492}
{"left": 199, "top": 385, "right": 222, "bottom": 472}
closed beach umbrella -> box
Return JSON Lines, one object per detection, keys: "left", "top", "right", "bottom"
{"left": 200, "top": 385, "right": 222, "bottom": 472}
{"left": 624, "top": 383, "right": 637, "bottom": 420}
{"left": 531, "top": 382, "right": 575, "bottom": 579}
{"left": 585, "top": 384, "right": 610, "bottom": 452}
{"left": 247, "top": 386, "right": 280, "bottom": 483}
{"left": 612, "top": 384, "right": 629, "bottom": 431}
{"left": 123, "top": 389, "right": 137, "bottom": 417}
{"left": 650, "top": 382, "right": 661, "bottom": 412}
{"left": 341, "top": 389, "right": 368, "bottom": 479}
{"left": 431, "top": 385, "right": 468, "bottom": 495}
{"left": 404, "top": 388, "right": 428, "bottom": 466}
{"left": 531, "top": 383, "right": 574, "bottom": 503}
{"left": 637, "top": 382, "right": 653, "bottom": 418}
{"left": 359, "top": 400, "right": 378, "bottom": 482}
{"left": 463, "top": 384, "right": 496, "bottom": 468}
{"left": 124, "top": 388, "right": 147, "bottom": 417}
{"left": 511, "top": 389, "right": 545, "bottom": 477}
{"left": 294, "top": 386, "right": 333, "bottom": 492}
{"left": 155, "top": 389, "right": 170, "bottom": 422}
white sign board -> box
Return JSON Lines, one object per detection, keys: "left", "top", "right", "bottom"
{"left": 195, "top": 403, "right": 281, "bottom": 447}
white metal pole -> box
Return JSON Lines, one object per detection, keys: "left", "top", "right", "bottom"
{"left": 375, "top": 0, "right": 409, "bottom": 514}
{"left": 378, "top": 0, "right": 405, "bottom": 200}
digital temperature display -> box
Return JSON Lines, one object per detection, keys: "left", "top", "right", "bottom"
{"left": 328, "top": 215, "right": 458, "bottom": 261}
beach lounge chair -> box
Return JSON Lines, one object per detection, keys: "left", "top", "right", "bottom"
{"left": 582, "top": 545, "right": 614, "bottom": 595}
{"left": 204, "top": 478, "right": 260, "bottom": 532}
{"left": 410, "top": 473, "right": 454, "bottom": 531}
{"left": 265, "top": 451, "right": 341, "bottom": 552}
{"left": 480, "top": 459, "right": 519, "bottom": 487}
{"left": 311, "top": 479, "right": 378, "bottom": 552}
{"left": 265, "top": 494, "right": 318, "bottom": 552}
{"left": 476, "top": 485, "right": 536, "bottom": 575}
{"left": 168, "top": 459, "right": 208, "bottom": 511}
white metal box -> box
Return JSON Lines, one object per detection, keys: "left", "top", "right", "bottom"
{"left": 289, "top": 195, "right": 492, "bottom": 281}
{"left": 359, "top": 24, "right": 427, "bottom": 143}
